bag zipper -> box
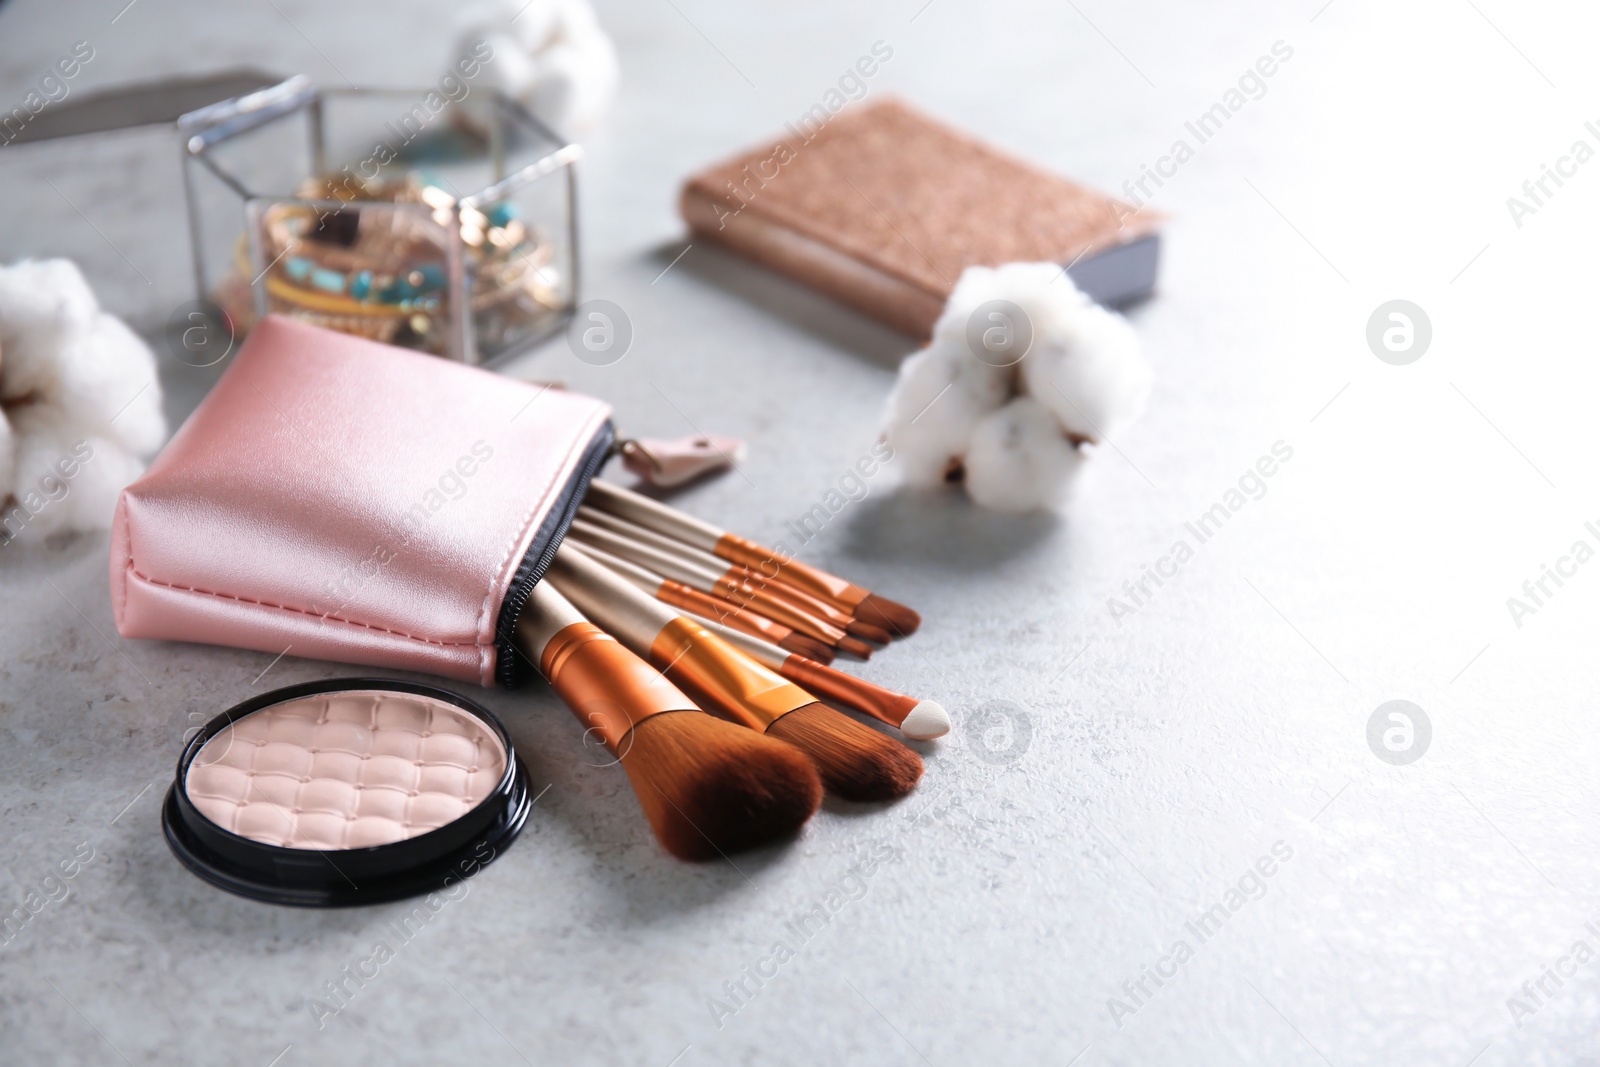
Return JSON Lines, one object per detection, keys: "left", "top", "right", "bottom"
{"left": 493, "top": 420, "right": 616, "bottom": 688}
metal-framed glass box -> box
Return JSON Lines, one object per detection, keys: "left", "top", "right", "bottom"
{"left": 179, "top": 76, "right": 579, "bottom": 365}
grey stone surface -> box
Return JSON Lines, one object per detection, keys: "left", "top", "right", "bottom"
{"left": 4, "top": 0, "right": 1600, "bottom": 1064}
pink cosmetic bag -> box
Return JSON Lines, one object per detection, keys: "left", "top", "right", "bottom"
{"left": 111, "top": 316, "right": 614, "bottom": 688}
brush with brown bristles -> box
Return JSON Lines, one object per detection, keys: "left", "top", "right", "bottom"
{"left": 576, "top": 540, "right": 945, "bottom": 739}
{"left": 567, "top": 517, "right": 877, "bottom": 660}
{"left": 567, "top": 540, "right": 837, "bottom": 665}
{"left": 516, "top": 581, "right": 822, "bottom": 860}
{"left": 584, "top": 479, "right": 922, "bottom": 638}
{"left": 690, "top": 615, "right": 951, "bottom": 741}
{"left": 577, "top": 506, "right": 893, "bottom": 645}
{"left": 548, "top": 543, "right": 923, "bottom": 803}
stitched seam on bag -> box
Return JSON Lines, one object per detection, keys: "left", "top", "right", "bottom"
{"left": 477, "top": 406, "right": 608, "bottom": 665}
{"left": 124, "top": 564, "right": 485, "bottom": 648}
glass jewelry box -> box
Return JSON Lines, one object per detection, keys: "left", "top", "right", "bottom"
{"left": 180, "top": 76, "right": 579, "bottom": 365}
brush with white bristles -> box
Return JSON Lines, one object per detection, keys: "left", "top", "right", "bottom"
{"left": 693, "top": 614, "right": 950, "bottom": 741}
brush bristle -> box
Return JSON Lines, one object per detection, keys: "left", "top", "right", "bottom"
{"left": 899, "top": 700, "right": 951, "bottom": 740}
{"left": 856, "top": 594, "right": 921, "bottom": 638}
{"left": 766, "top": 703, "right": 922, "bottom": 803}
{"left": 780, "top": 633, "right": 835, "bottom": 664}
{"left": 620, "top": 711, "right": 822, "bottom": 861}
{"left": 844, "top": 619, "right": 893, "bottom": 645}
{"left": 836, "top": 635, "right": 875, "bottom": 660}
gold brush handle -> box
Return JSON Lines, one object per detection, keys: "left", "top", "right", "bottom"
{"left": 648, "top": 616, "right": 814, "bottom": 731}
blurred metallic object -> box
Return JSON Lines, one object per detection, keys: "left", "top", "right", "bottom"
{"left": 3, "top": 70, "right": 283, "bottom": 145}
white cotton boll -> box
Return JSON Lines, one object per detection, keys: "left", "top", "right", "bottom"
{"left": 881, "top": 350, "right": 971, "bottom": 486}
{"left": 4, "top": 407, "right": 143, "bottom": 540}
{"left": 504, "top": 2, "right": 562, "bottom": 51}
{"left": 1020, "top": 301, "right": 1151, "bottom": 442}
{"left": 989, "top": 260, "right": 1091, "bottom": 341}
{"left": 962, "top": 397, "right": 1085, "bottom": 512}
{"left": 0, "top": 258, "right": 99, "bottom": 331}
{"left": 931, "top": 262, "right": 1090, "bottom": 358}
{"left": 50, "top": 442, "right": 147, "bottom": 538}
{"left": 885, "top": 321, "right": 1013, "bottom": 426}
{"left": 881, "top": 343, "right": 1009, "bottom": 486}
{"left": 535, "top": 4, "right": 619, "bottom": 135}
{"left": 474, "top": 30, "right": 540, "bottom": 100}
{"left": 0, "top": 258, "right": 99, "bottom": 406}
{"left": 928, "top": 265, "right": 1000, "bottom": 347}
{"left": 0, "top": 258, "right": 165, "bottom": 540}
{"left": 455, "top": 0, "right": 618, "bottom": 135}
{"left": 50, "top": 312, "right": 166, "bottom": 455}
{"left": 884, "top": 415, "right": 967, "bottom": 487}
{"left": 879, "top": 260, "right": 1150, "bottom": 508}
{"left": 525, "top": 38, "right": 618, "bottom": 137}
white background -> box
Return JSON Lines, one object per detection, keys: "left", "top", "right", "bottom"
{"left": 2, "top": 0, "right": 1599, "bottom": 1063}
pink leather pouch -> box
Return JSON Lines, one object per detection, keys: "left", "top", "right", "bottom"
{"left": 110, "top": 316, "right": 614, "bottom": 688}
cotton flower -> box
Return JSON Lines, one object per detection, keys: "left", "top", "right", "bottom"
{"left": 1019, "top": 300, "right": 1151, "bottom": 443}
{"left": 881, "top": 338, "right": 1010, "bottom": 486}
{"left": 0, "top": 258, "right": 166, "bottom": 541}
{"left": 963, "top": 396, "right": 1087, "bottom": 511}
{"left": 878, "top": 261, "right": 1149, "bottom": 511}
{"left": 456, "top": 0, "right": 619, "bottom": 136}
{"left": 930, "top": 261, "right": 1090, "bottom": 354}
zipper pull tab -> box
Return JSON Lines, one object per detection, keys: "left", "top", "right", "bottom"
{"left": 618, "top": 433, "right": 746, "bottom": 488}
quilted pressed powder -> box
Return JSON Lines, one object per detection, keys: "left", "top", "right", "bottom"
{"left": 163, "top": 679, "right": 530, "bottom": 907}
{"left": 185, "top": 689, "right": 507, "bottom": 849}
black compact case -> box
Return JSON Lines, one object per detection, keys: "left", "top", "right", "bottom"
{"left": 162, "top": 678, "right": 531, "bottom": 907}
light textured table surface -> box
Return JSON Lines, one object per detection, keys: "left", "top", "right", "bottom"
{"left": 4, "top": 0, "right": 1600, "bottom": 1064}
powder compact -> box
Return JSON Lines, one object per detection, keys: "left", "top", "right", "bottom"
{"left": 162, "top": 679, "right": 531, "bottom": 907}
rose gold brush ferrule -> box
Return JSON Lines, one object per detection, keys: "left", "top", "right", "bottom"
{"left": 714, "top": 533, "right": 870, "bottom": 610}
{"left": 724, "top": 564, "right": 861, "bottom": 629}
{"left": 655, "top": 581, "right": 797, "bottom": 644}
{"left": 778, "top": 657, "right": 918, "bottom": 729}
{"left": 709, "top": 574, "right": 846, "bottom": 644}
{"left": 647, "top": 616, "right": 814, "bottom": 732}
{"left": 578, "top": 503, "right": 857, "bottom": 624}
{"left": 541, "top": 621, "right": 699, "bottom": 752}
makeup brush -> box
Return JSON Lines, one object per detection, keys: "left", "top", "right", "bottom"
{"left": 567, "top": 516, "right": 877, "bottom": 653}
{"left": 577, "top": 506, "right": 894, "bottom": 645}
{"left": 568, "top": 540, "right": 837, "bottom": 665}
{"left": 585, "top": 479, "right": 922, "bottom": 637}
{"left": 516, "top": 581, "right": 822, "bottom": 860}
{"left": 549, "top": 544, "right": 922, "bottom": 802}
{"left": 568, "top": 518, "right": 877, "bottom": 660}
{"left": 694, "top": 616, "right": 951, "bottom": 740}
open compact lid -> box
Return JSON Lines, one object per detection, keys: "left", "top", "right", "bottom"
{"left": 110, "top": 315, "right": 614, "bottom": 687}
